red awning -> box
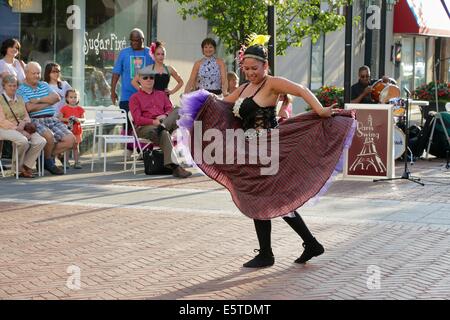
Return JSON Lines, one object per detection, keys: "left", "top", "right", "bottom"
{"left": 394, "top": 0, "right": 450, "bottom": 37}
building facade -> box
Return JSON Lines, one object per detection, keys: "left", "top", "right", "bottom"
{"left": 0, "top": 0, "right": 208, "bottom": 107}
{"left": 0, "top": 0, "right": 448, "bottom": 113}
{"left": 278, "top": 0, "right": 450, "bottom": 112}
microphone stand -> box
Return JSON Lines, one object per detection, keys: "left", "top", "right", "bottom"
{"left": 374, "top": 88, "right": 425, "bottom": 185}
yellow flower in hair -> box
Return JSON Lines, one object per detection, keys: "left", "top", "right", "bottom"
{"left": 247, "top": 33, "right": 271, "bottom": 47}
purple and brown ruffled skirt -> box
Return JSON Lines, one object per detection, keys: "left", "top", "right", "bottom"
{"left": 177, "top": 90, "right": 356, "bottom": 220}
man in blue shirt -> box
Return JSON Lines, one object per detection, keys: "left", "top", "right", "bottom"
{"left": 111, "top": 28, "right": 154, "bottom": 122}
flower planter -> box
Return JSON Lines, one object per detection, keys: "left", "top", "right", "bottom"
{"left": 419, "top": 101, "right": 449, "bottom": 119}
{"left": 314, "top": 86, "right": 344, "bottom": 109}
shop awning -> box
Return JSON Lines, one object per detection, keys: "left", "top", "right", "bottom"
{"left": 394, "top": 0, "right": 450, "bottom": 37}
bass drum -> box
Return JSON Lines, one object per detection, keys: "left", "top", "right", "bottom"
{"left": 380, "top": 84, "right": 401, "bottom": 104}
{"left": 394, "top": 126, "right": 406, "bottom": 159}
{"left": 371, "top": 79, "right": 401, "bottom": 104}
{"left": 371, "top": 79, "right": 386, "bottom": 103}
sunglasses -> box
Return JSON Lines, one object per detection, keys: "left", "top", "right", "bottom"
{"left": 142, "top": 75, "right": 155, "bottom": 80}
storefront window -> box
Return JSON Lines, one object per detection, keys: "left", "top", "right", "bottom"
{"left": 151, "top": 0, "right": 158, "bottom": 41}
{"left": 448, "top": 63, "right": 450, "bottom": 83}
{"left": 414, "top": 37, "right": 426, "bottom": 88}
{"left": 3, "top": 0, "right": 150, "bottom": 107}
{"left": 398, "top": 37, "right": 428, "bottom": 94}
{"left": 83, "top": 0, "right": 149, "bottom": 106}
{"left": 400, "top": 37, "right": 414, "bottom": 93}
{"left": 310, "top": 35, "right": 324, "bottom": 91}
{"left": 19, "top": 0, "right": 59, "bottom": 67}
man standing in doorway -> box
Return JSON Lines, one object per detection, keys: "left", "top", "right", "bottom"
{"left": 111, "top": 28, "right": 154, "bottom": 119}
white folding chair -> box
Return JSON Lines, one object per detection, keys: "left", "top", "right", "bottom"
{"left": 37, "top": 150, "right": 67, "bottom": 176}
{"left": 11, "top": 143, "right": 19, "bottom": 179}
{"left": 0, "top": 140, "right": 5, "bottom": 178}
{"left": 1, "top": 141, "right": 20, "bottom": 179}
{"left": 1, "top": 140, "right": 48, "bottom": 179}
{"left": 37, "top": 150, "right": 44, "bottom": 177}
{"left": 128, "top": 111, "right": 153, "bottom": 158}
{"left": 0, "top": 141, "right": 5, "bottom": 178}
{"left": 91, "top": 109, "right": 136, "bottom": 174}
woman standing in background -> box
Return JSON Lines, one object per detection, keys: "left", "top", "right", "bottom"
{"left": 132, "top": 41, "right": 184, "bottom": 97}
{"left": 184, "top": 38, "right": 227, "bottom": 96}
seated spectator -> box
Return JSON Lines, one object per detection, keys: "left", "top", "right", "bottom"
{"left": 17, "top": 62, "right": 75, "bottom": 175}
{"left": 0, "top": 38, "right": 27, "bottom": 159}
{"left": 277, "top": 93, "right": 293, "bottom": 122}
{"left": 44, "top": 62, "right": 72, "bottom": 115}
{"left": 129, "top": 66, "right": 192, "bottom": 178}
{"left": 227, "top": 71, "right": 239, "bottom": 95}
{"left": 0, "top": 74, "right": 46, "bottom": 178}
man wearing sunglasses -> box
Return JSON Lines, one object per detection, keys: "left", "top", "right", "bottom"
{"left": 129, "top": 66, "right": 192, "bottom": 178}
{"left": 350, "top": 65, "right": 395, "bottom": 104}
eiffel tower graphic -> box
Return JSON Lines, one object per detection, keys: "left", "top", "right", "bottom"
{"left": 349, "top": 115, "right": 387, "bottom": 173}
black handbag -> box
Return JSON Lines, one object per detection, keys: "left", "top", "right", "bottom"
{"left": 142, "top": 148, "right": 172, "bottom": 175}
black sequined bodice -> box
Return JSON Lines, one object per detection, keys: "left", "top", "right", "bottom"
{"left": 239, "top": 98, "right": 278, "bottom": 131}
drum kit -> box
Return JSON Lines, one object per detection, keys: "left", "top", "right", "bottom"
{"left": 370, "top": 79, "right": 408, "bottom": 160}
{"left": 371, "top": 79, "right": 405, "bottom": 115}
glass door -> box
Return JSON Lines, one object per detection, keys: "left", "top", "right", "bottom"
{"left": 414, "top": 37, "right": 426, "bottom": 88}
{"left": 400, "top": 37, "right": 414, "bottom": 93}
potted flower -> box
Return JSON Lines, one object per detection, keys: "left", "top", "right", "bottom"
{"left": 309, "top": 85, "right": 344, "bottom": 111}
{"left": 413, "top": 81, "right": 450, "bottom": 115}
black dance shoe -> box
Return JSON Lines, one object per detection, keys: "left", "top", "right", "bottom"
{"left": 243, "top": 248, "right": 275, "bottom": 268}
{"left": 295, "top": 238, "right": 324, "bottom": 264}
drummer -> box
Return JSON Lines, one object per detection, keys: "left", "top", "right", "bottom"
{"left": 351, "top": 65, "right": 396, "bottom": 103}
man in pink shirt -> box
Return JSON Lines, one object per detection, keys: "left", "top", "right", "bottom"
{"left": 129, "top": 66, "right": 191, "bottom": 178}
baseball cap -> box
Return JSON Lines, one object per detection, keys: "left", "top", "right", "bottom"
{"left": 138, "top": 65, "right": 157, "bottom": 76}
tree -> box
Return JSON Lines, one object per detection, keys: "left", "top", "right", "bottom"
{"left": 170, "top": 0, "right": 354, "bottom": 55}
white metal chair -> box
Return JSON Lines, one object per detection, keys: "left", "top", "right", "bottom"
{"left": 1, "top": 140, "right": 50, "bottom": 179}
{"left": 37, "top": 150, "right": 44, "bottom": 177}
{"left": 11, "top": 143, "right": 19, "bottom": 179}
{"left": 128, "top": 111, "right": 154, "bottom": 158}
{"left": 37, "top": 150, "right": 67, "bottom": 176}
{"left": 90, "top": 109, "right": 136, "bottom": 174}
{"left": 0, "top": 141, "right": 20, "bottom": 179}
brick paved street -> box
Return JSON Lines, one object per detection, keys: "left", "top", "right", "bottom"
{"left": 0, "top": 155, "right": 449, "bottom": 300}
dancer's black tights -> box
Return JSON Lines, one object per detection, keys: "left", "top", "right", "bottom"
{"left": 282, "top": 211, "right": 314, "bottom": 243}
{"left": 253, "top": 211, "right": 314, "bottom": 249}
{"left": 253, "top": 219, "right": 271, "bottom": 250}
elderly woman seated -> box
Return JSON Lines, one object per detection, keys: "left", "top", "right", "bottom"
{"left": 0, "top": 74, "right": 46, "bottom": 177}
